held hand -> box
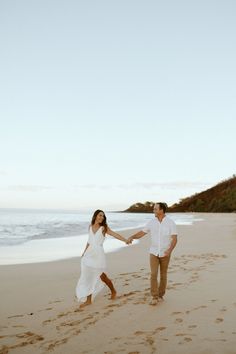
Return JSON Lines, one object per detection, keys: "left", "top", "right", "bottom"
{"left": 127, "top": 236, "right": 133, "bottom": 244}
{"left": 124, "top": 238, "right": 132, "bottom": 245}
{"left": 163, "top": 250, "right": 171, "bottom": 257}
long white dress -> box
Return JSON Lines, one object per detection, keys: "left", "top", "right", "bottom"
{"left": 76, "top": 226, "right": 106, "bottom": 303}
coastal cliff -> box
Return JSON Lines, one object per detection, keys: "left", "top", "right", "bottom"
{"left": 124, "top": 175, "right": 236, "bottom": 213}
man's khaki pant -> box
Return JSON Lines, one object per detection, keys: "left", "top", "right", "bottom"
{"left": 150, "top": 253, "right": 170, "bottom": 299}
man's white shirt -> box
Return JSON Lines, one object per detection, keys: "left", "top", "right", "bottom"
{"left": 142, "top": 216, "right": 177, "bottom": 257}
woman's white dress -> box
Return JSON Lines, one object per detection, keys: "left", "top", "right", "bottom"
{"left": 76, "top": 226, "right": 106, "bottom": 303}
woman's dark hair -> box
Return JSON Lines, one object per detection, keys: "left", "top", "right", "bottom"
{"left": 156, "top": 202, "right": 168, "bottom": 213}
{"left": 91, "top": 209, "right": 108, "bottom": 234}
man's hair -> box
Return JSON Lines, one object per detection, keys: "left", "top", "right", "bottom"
{"left": 156, "top": 202, "right": 168, "bottom": 213}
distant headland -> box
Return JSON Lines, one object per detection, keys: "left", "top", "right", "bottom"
{"left": 124, "top": 175, "right": 236, "bottom": 213}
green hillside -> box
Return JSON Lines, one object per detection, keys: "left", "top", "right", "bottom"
{"left": 124, "top": 175, "right": 236, "bottom": 213}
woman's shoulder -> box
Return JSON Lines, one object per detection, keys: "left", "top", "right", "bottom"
{"left": 88, "top": 224, "right": 94, "bottom": 235}
{"left": 101, "top": 225, "right": 108, "bottom": 236}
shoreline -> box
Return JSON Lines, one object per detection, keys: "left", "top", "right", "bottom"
{"left": 0, "top": 213, "right": 202, "bottom": 266}
{"left": 0, "top": 213, "right": 236, "bottom": 354}
{"left": 0, "top": 227, "right": 141, "bottom": 267}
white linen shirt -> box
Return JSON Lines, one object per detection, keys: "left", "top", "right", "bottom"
{"left": 142, "top": 216, "right": 177, "bottom": 257}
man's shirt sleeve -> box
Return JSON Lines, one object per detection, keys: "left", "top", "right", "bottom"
{"left": 142, "top": 220, "right": 151, "bottom": 233}
{"left": 171, "top": 220, "right": 177, "bottom": 236}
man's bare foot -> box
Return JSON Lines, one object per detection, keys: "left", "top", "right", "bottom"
{"left": 79, "top": 300, "right": 92, "bottom": 308}
{"left": 110, "top": 290, "right": 117, "bottom": 300}
{"left": 149, "top": 298, "right": 158, "bottom": 306}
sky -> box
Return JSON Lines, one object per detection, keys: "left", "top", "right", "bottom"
{"left": 0, "top": 0, "right": 235, "bottom": 211}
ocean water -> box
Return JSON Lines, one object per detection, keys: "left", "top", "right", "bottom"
{"left": 0, "top": 209, "right": 202, "bottom": 265}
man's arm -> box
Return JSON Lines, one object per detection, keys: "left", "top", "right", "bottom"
{"left": 128, "top": 230, "right": 147, "bottom": 243}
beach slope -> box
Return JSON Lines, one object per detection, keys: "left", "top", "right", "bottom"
{"left": 0, "top": 213, "right": 236, "bottom": 354}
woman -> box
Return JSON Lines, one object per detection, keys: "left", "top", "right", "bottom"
{"left": 76, "top": 209, "right": 129, "bottom": 308}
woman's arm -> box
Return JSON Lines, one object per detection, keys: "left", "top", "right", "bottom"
{"left": 81, "top": 242, "right": 90, "bottom": 257}
{"left": 106, "top": 227, "right": 129, "bottom": 244}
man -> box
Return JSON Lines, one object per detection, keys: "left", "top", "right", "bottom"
{"left": 128, "top": 202, "right": 177, "bottom": 305}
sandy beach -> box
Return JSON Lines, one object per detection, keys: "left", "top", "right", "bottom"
{"left": 0, "top": 213, "right": 236, "bottom": 354}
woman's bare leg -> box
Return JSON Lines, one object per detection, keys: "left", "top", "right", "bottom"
{"left": 79, "top": 294, "right": 92, "bottom": 308}
{"left": 100, "top": 272, "right": 117, "bottom": 299}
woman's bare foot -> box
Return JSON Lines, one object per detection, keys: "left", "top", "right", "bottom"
{"left": 79, "top": 300, "right": 92, "bottom": 308}
{"left": 110, "top": 290, "right": 117, "bottom": 300}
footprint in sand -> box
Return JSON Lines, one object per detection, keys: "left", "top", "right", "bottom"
{"left": 220, "top": 307, "right": 227, "bottom": 312}
{"left": 155, "top": 327, "right": 166, "bottom": 332}
{"left": 38, "top": 307, "right": 53, "bottom": 312}
{"left": 103, "top": 309, "right": 114, "bottom": 316}
{"left": 190, "top": 276, "right": 199, "bottom": 283}
{"left": 106, "top": 303, "right": 121, "bottom": 308}
{"left": 178, "top": 337, "right": 192, "bottom": 344}
{"left": 175, "top": 318, "right": 183, "bottom": 323}
{"left": 58, "top": 319, "right": 80, "bottom": 328}
{"left": 188, "top": 325, "right": 197, "bottom": 329}
{"left": 10, "top": 331, "right": 45, "bottom": 348}
{"left": 145, "top": 336, "right": 154, "bottom": 345}
{"left": 122, "top": 291, "right": 138, "bottom": 298}
{"left": 16, "top": 331, "right": 42, "bottom": 339}
{"left": 186, "top": 305, "right": 207, "bottom": 314}
{"left": 215, "top": 318, "right": 224, "bottom": 323}
{"left": 120, "top": 272, "right": 131, "bottom": 276}
{"left": 0, "top": 345, "right": 9, "bottom": 354}
{"left": 45, "top": 338, "right": 68, "bottom": 351}
{"left": 134, "top": 331, "right": 146, "bottom": 335}
{"left": 57, "top": 310, "right": 74, "bottom": 318}
{"left": 7, "top": 314, "right": 24, "bottom": 319}
{"left": 49, "top": 300, "right": 62, "bottom": 304}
